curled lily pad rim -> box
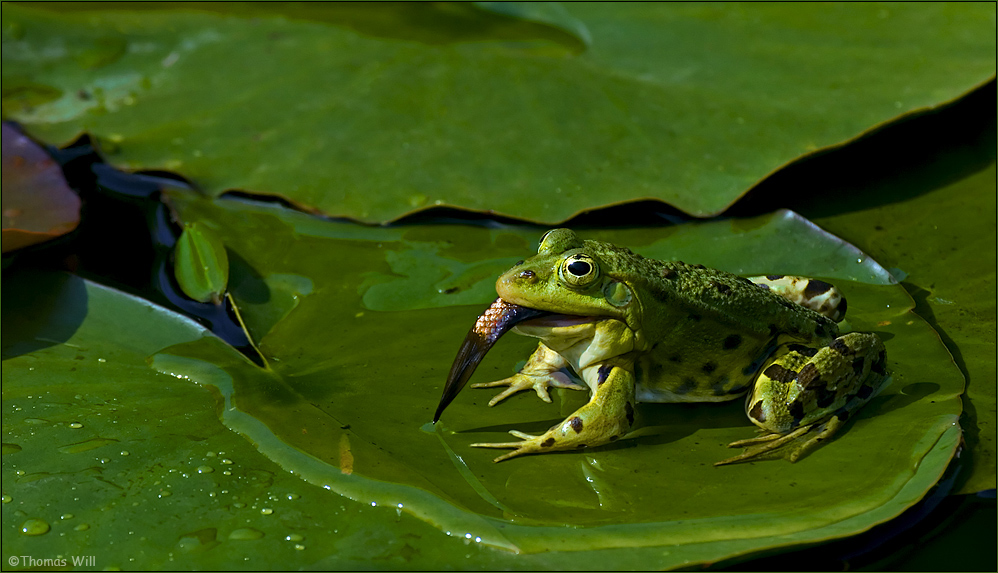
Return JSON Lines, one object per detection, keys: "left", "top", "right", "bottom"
{"left": 151, "top": 348, "right": 961, "bottom": 558}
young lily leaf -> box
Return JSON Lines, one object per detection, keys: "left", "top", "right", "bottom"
{"left": 173, "top": 221, "right": 229, "bottom": 304}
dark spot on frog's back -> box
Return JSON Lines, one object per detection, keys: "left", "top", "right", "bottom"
{"left": 763, "top": 364, "right": 797, "bottom": 384}
{"left": 701, "top": 361, "right": 718, "bottom": 374}
{"left": 749, "top": 400, "right": 766, "bottom": 423}
{"left": 675, "top": 377, "right": 697, "bottom": 394}
{"left": 710, "top": 376, "right": 735, "bottom": 395}
{"left": 789, "top": 402, "right": 805, "bottom": 424}
{"left": 829, "top": 338, "right": 854, "bottom": 355}
{"left": 713, "top": 282, "right": 731, "bottom": 294}
{"left": 597, "top": 364, "right": 612, "bottom": 386}
{"left": 569, "top": 416, "right": 583, "bottom": 433}
{"left": 803, "top": 279, "right": 833, "bottom": 300}
{"left": 650, "top": 286, "right": 671, "bottom": 303}
{"left": 660, "top": 268, "right": 677, "bottom": 280}
{"left": 723, "top": 334, "right": 742, "bottom": 350}
{"left": 814, "top": 385, "right": 837, "bottom": 408}
{"left": 541, "top": 437, "right": 556, "bottom": 448}
{"left": 796, "top": 363, "right": 822, "bottom": 387}
{"left": 787, "top": 343, "right": 818, "bottom": 358}
{"left": 851, "top": 357, "right": 866, "bottom": 375}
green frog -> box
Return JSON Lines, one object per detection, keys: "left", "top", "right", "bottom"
{"left": 433, "top": 229, "right": 889, "bottom": 465}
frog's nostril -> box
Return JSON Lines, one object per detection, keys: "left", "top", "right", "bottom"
{"left": 517, "top": 270, "right": 537, "bottom": 282}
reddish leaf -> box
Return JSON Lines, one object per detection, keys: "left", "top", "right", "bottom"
{"left": 1, "top": 123, "right": 80, "bottom": 253}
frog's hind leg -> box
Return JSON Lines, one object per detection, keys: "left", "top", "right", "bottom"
{"left": 471, "top": 343, "right": 586, "bottom": 406}
{"left": 472, "top": 363, "right": 637, "bottom": 462}
{"left": 716, "top": 332, "right": 888, "bottom": 466}
{"left": 747, "top": 275, "right": 846, "bottom": 322}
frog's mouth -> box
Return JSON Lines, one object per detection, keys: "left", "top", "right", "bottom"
{"left": 433, "top": 297, "right": 589, "bottom": 422}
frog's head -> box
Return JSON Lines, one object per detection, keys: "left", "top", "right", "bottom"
{"left": 495, "top": 228, "right": 640, "bottom": 331}
{"left": 434, "top": 229, "right": 644, "bottom": 422}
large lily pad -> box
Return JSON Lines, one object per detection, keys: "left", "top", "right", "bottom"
{"left": 143, "top": 189, "right": 965, "bottom": 567}
{"left": 2, "top": 3, "right": 994, "bottom": 223}
{"left": 810, "top": 162, "right": 997, "bottom": 495}
{"left": 0, "top": 270, "right": 538, "bottom": 570}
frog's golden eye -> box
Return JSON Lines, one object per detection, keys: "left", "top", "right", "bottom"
{"left": 560, "top": 254, "right": 599, "bottom": 287}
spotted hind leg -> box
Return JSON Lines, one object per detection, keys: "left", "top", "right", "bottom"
{"left": 715, "top": 332, "right": 888, "bottom": 466}
{"left": 472, "top": 363, "right": 637, "bottom": 462}
{"left": 747, "top": 275, "right": 846, "bottom": 322}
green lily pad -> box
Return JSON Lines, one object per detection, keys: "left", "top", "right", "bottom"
{"left": 150, "top": 189, "right": 964, "bottom": 567}
{"left": 0, "top": 270, "right": 540, "bottom": 570}
{"left": 810, "top": 162, "right": 996, "bottom": 495}
{"left": 2, "top": 3, "right": 994, "bottom": 223}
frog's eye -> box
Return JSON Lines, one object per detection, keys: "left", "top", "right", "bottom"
{"left": 560, "top": 254, "right": 599, "bottom": 287}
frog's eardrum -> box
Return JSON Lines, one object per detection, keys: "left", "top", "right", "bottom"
{"left": 434, "top": 298, "right": 550, "bottom": 422}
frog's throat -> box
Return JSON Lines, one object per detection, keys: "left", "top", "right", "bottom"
{"left": 433, "top": 298, "right": 552, "bottom": 423}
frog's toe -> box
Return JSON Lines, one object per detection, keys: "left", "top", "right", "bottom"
{"left": 716, "top": 416, "right": 845, "bottom": 466}
{"left": 726, "top": 432, "right": 782, "bottom": 449}
{"left": 471, "top": 372, "right": 584, "bottom": 406}
{"left": 507, "top": 430, "right": 537, "bottom": 440}
{"left": 470, "top": 430, "right": 543, "bottom": 462}
{"left": 471, "top": 377, "right": 542, "bottom": 406}
{"left": 715, "top": 428, "right": 807, "bottom": 466}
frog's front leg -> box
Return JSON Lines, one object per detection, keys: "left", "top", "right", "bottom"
{"left": 470, "top": 343, "right": 586, "bottom": 406}
{"left": 716, "top": 332, "right": 888, "bottom": 466}
{"left": 472, "top": 363, "right": 637, "bottom": 462}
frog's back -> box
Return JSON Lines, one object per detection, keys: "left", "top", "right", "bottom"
{"left": 587, "top": 240, "right": 837, "bottom": 342}
{"left": 586, "top": 241, "right": 840, "bottom": 403}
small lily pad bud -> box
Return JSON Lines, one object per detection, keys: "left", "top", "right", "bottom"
{"left": 174, "top": 222, "right": 229, "bottom": 304}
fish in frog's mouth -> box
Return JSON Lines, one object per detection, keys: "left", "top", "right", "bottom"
{"left": 433, "top": 298, "right": 590, "bottom": 423}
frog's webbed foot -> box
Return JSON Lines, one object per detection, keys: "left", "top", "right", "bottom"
{"left": 471, "top": 430, "right": 553, "bottom": 463}
{"left": 470, "top": 342, "right": 584, "bottom": 406}
{"left": 473, "top": 364, "right": 637, "bottom": 463}
{"left": 719, "top": 332, "right": 889, "bottom": 466}
{"left": 471, "top": 371, "right": 585, "bottom": 406}
{"left": 714, "top": 415, "right": 845, "bottom": 466}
